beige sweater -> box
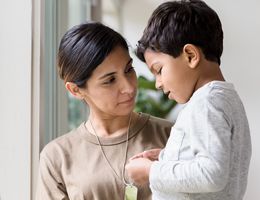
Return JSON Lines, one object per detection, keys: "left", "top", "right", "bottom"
{"left": 36, "top": 113, "right": 173, "bottom": 200}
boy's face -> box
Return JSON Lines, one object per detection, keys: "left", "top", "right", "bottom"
{"left": 144, "top": 49, "right": 198, "bottom": 104}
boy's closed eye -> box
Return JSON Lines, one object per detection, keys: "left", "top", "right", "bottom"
{"left": 156, "top": 67, "right": 162, "bottom": 75}
{"left": 152, "top": 66, "right": 162, "bottom": 75}
{"left": 150, "top": 62, "right": 162, "bottom": 75}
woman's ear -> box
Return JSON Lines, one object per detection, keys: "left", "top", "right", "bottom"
{"left": 183, "top": 44, "right": 200, "bottom": 69}
{"left": 65, "top": 82, "right": 84, "bottom": 100}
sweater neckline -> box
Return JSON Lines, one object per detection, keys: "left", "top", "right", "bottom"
{"left": 77, "top": 112, "right": 150, "bottom": 145}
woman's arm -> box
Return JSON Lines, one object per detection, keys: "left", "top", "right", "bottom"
{"left": 36, "top": 152, "right": 69, "bottom": 200}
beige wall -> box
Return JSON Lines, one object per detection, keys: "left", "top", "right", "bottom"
{"left": 0, "top": 0, "right": 32, "bottom": 199}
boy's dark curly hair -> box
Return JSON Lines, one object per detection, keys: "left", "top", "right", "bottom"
{"left": 137, "top": 0, "right": 223, "bottom": 65}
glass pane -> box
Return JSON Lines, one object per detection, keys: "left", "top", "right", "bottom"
{"left": 68, "top": 94, "right": 89, "bottom": 130}
{"left": 66, "top": 0, "right": 92, "bottom": 129}
{"left": 44, "top": 0, "right": 91, "bottom": 146}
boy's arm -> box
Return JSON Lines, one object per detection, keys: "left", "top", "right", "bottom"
{"left": 150, "top": 97, "right": 232, "bottom": 193}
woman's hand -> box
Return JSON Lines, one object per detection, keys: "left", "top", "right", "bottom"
{"left": 125, "top": 148, "right": 161, "bottom": 186}
{"left": 129, "top": 148, "right": 162, "bottom": 161}
{"left": 125, "top": 158, "right": 153, "bottom": 186}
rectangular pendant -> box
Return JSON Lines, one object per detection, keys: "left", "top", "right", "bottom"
{"left": 124, "top": 185, "right": 138, "bottom": 200}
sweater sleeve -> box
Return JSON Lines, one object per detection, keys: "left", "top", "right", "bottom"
{"left": 150, "top": 95, "right": 232, "bottom": 194}
{"left": 36, "top": 150, "right": 69, "bottom": 200}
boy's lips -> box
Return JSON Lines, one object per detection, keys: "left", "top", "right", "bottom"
{"left": 164, "top": 91, "right": 170, "bottom": 96}
{"left": 164, "top": 91, "right": 172, "bottom": 99}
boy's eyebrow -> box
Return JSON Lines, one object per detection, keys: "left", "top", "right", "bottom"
{"left": 98, "top": 58, "right": 133, "bottom": 80}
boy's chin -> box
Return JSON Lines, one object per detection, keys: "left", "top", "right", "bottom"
{"left": 170, "top": 95, "right": 188, "bottom": 104}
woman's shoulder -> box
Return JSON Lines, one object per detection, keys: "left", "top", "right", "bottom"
{"left": 139, "top": 112, "right": 173, "bottom": 127}
{"left": 136, "top": 113, "right": 172, "bottom": 145}
{"left": 149, "top": 115, "right": 173, "bottom": 127}
{"left": 136, "top": 112, "right": 173, "bottom": 139}
{"left": 40, "top": 124, "right": 84, "bottom": 159}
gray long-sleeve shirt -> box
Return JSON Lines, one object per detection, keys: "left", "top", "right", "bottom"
{"left": 150, "top": 81, "right": 251, "bottom": 200}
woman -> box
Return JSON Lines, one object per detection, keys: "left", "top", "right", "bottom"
{"left": 36, "top": 22, "right": 173, "bottom": 200}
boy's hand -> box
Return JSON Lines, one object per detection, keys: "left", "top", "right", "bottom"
{"left": 130, "top": 148, "right": 162, "bottom": 161}
{"left": 125, "top": 158, "right": 153, "bottom": 186}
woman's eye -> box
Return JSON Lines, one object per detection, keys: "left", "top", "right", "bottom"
{"left": 125, "top": 66, "right": 135, "bottom": 73}
{"left": 104, "top": 77, "right": 115, "bottom": 84}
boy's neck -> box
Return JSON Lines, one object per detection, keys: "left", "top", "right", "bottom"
{"left": 194, "top": 60, "right": 225, "bottom": 91}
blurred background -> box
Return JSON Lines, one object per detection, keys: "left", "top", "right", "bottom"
{"left": 0, "top": 0, "right": 259, "bottom": 199}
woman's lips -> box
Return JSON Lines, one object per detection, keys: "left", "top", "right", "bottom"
{"left": 119, "top": 97, "right": 135, "bottom": 104}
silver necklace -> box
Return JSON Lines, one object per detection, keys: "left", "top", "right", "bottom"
{"left": 88, "top": 114, "right": 138, "bottom": 199}
{"left": 88, "top": 114, "right": 132, "bottom": 186}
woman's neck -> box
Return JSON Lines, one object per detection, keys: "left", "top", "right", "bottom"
{"left": 86, "top": 112, "right": 136, "bottom": 138}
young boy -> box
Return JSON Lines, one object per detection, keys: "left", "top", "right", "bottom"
{"left": 125, "top": 0, "right": 251, "bottom": 199}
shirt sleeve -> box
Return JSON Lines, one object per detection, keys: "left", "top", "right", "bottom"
{"left": 150, "top": 95, "right": 232, "bottom": 194}
{"left": 36, "top": 151, "right": 69, "bottom": 200}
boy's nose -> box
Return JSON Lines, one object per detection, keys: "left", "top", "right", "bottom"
{"left": 155, "top": 79, "right": 163, "bottom": 90}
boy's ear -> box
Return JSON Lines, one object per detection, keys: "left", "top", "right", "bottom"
{"left": 183, "top": 44, "right": 200, "bottom": 69}
{"left": 65, "top": 82, "right": 84, "bottom": 100}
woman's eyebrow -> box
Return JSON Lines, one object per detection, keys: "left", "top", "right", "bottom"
{"left": 125, "top": 58, "right": 133, "bottom": 67}
{"left": 98, "top": 72, "right": 116, "bottom": 80}
{"left": 123, "top": 58, "right": 133, "bottom": 71}
{"left": 98, "top": 58, "right": 133, "bottom": 80}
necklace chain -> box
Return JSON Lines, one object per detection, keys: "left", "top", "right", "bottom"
{"left": 88, "top": 114, "right": 132, "bottom": 186}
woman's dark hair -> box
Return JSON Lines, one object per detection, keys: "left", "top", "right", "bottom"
{"left": 57, "top": 21, "right": 128, "bottom": 87}
{"left": 136, "top": 0, "right": 223, "bottom": 65}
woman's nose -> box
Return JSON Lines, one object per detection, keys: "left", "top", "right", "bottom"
{"left": 120, "top": 78, "right": 136, "bottom": 94}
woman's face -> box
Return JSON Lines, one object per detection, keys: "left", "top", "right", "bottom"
{"left": 82, "top": 46, "right": 137, "bottom": 117}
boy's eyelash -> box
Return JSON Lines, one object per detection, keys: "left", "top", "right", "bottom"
{"left": 157, "top": 67, "right": 162, "bottom": 74}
